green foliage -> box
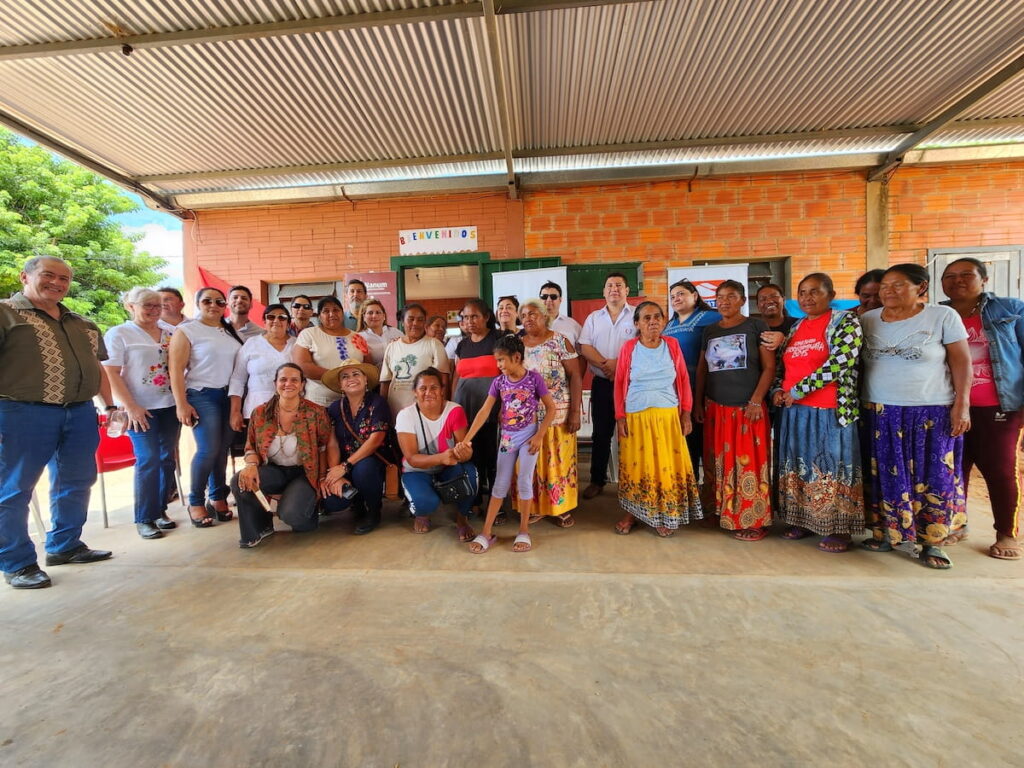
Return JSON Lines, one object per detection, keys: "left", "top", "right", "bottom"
{"left": 0, "top": 129, "right": 167, "bottom": 330}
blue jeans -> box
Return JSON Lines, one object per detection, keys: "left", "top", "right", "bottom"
{"left": 0, "top": 401, "right": 99, "bottom": 573}
{"left": 127, "top": 406, "right": 181, "bottom": 523}
{"left": 322, "top": 455, "right": 387, "bottom": 515}
{"left": 401, "top": 463, "right": 478, "bottom": 518}
{"left": 186, "top": 387, "right": 233, "bottom": 506}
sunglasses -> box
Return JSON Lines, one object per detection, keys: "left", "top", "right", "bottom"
{"left": 291, "top": 302, "right": 312, "bottom": 309}
{"left": 540, "top": 294, "right": 560, "bottom": 301}
{"left": 265, "top": 314, "right": 290, "bottom": 321}
{"left": 200, "top": 298, "right": 227, "bottom": 307}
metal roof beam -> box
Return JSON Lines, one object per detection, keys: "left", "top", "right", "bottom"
{"left": 482, "top": 0, "right": 519, "bottom": 199}
{"left": 0, "top": 109, "right": 189, "bottom": 218}
{"left": 868, "top": 52, "right": 1024, "bottom": 182}
{"left": 0, "top": 1, "right": 650, "bottom": 61}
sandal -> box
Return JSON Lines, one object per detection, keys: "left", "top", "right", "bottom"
{"left": 188, "top": 506, "right": 214, "bottom": 528}
{"left": 550, "top": 513, "right": 575, "bottom": 529}
{"left": 782, "top": 526, "right": 811, "bottom": 540}
{"left": 941, "top": 529, "right": 969, "bottom": 546}
{"left": 469, "top": 534, "right": 496, "bottom": 554}
{"left": 456, "top": 524, "right": 476, "bottom": 543}
{"left": 513, "top": 533, "right": 532, "bottom": 552}
{"left": 860, "top": 538, "right": 893, "bottom": 552}
{"left": 207, "top": 501, "right": 233, "bottom": 522}
{"left": 412, "top": 517, "right": 432, "bottom": 534}
{"left": 919, "top": 545, "right": 952, "bottom": 570}
{"left": 989, "top": 542, "right": 1022, "bottom": 561}
{"left": 615, "top": 518, "right": 636, "bottom": 535}
{"left": 817, "top": 535, "right": 850, "bottom": 554}
{"left": 733, "top": 528, "right": 767, "bottom": 542}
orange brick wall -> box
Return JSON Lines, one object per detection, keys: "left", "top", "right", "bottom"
{"left": 888, "top": 161, "right": 1024, "bottom": 263}
{"left": 184, "top": 160, "right": 1024, "bottom": 304}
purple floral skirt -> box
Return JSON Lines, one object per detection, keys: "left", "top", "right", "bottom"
{"left": 864, "top": 403, "right": 966, "bottom": 546}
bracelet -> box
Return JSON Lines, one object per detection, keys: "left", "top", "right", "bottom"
{"left": 747, "top": 401, "right": 760, "bottom": 407}
{"left": 244, "top": 460, "right": 259, "bottom": 467}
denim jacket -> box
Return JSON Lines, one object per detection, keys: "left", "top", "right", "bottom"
{"left": 941, "top": 292, "right": 1024, "bottom": 412}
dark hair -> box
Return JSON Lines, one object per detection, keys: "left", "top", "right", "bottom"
{"left": 539, "top": 281, "right": 563, "bottom": 297}
{"left": 494, "top": 333, "right": 525, "bottom": 360}
{"left": 756, "top": 283, "right": 785, "bottom": 299}
{"left": 291, "top": 293, "right": 313, "bottom": 308}
{"left": 194, "top": 287, "right": 243, "bottom": 345}
{"left": 632, "top": 300, "right": 665, "bottom": 324}
{"left": 854, "top": 269, "right": 886, "bottom": 295}
{"left": 716, "top": 279, "right": 746, "bottom": 300}
{"left": 346, "top": 279, "right": 367, "bottom": 291}
{"left": 262, "top": 303, "right": 291, "bottom": 322}
{"left": 356, "top": 298, "right": 387, "bottom": 332}
{"left": 669, "top": 279, "right": 712, "bottom": 312}
{"left": 412, "top": 367, "right": 445, "bottom": 390}
{"left": 317, "top": 295, "right": 343, "bottom": 314}
{"left": 883, "top": 263, "right": 931, "bottom": 291}
{"left": 942, "top": 257, "right": 988, "bottom": 281}
{"left": 462, "top": 298, "right": 497, "bottom": 330}
{"left": 263, "top": 363, "right": 306, "bottom": 423}
{"left": 497, "top": 296, "right": 521, "bottom": 327}
{"left": 402, "top": 303, "right": 427, "bottom": 320}
{"left": 605, "top": 271, "right": 629, "bottom": 287}
{"left": 428, "top": 314, "right": 446, "bottom": 327}
{"left": 229, "top": 285, "right": 252, "bottom": 299}
{"left": 157, "top": 286, "right": 183, "bottom": 301}
{"left": 798, "top": 273, "right": 835, "bottom": 295}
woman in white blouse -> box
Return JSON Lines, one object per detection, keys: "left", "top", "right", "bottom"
{"left": 356, "top": 298, "right": 402, "bottom": 368}
{"left": 229, "top": 303, "right": 296, "bottom": 431}
{"left": 103, "top": 288, "right": 180, "bottom": 540}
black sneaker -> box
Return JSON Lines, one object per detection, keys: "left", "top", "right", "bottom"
{"left": 239, "top": 527, "right": 275, "bottom": 549}
{"left": 4, "top": 564, "right": 52, "bottom": 589}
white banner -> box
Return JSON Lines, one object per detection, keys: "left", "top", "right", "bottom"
{"left": 398, "top": 226, "right": 477, "bottom": 255}
{"left": 491, "top": 266, "right": 569, "bottom": 313}
{"left": 667, "top": 264, "right": 750, "bottom": 315}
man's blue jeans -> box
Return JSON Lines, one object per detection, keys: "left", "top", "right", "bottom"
{"left": 126, "top": 406, "right": 181, "bottom": 523}
{"left": 0, "top": 401, "right": 99, "bottom": 573}
{"left": 185, "top": 387, "right": 234, "bottom": 507}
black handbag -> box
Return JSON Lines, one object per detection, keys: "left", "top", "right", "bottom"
{"left": 416, "top": 406, "right": 475, "bottom": 504}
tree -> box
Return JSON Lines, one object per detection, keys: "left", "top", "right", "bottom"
{"left": 0, "top": 128, "right": 167, "bottom": 329}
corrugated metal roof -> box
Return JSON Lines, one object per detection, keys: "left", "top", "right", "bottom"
{"left": 1, "top": 0, "right": 1023, "bottom": 210}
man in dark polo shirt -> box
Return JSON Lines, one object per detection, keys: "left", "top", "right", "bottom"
{"left": 0, "top": 256, "right": 114, "bottom": 589}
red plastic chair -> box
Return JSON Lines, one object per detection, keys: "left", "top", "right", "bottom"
{"left": 96, "top": 415, "right": 136, "bottom": 528}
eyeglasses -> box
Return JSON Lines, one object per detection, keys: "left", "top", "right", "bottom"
{"left": 291, "top": 302, "right": 312, "bottom": 309}
{"left": 265, "top": 314, "right": 290, "bottom": 321}
{"left": 540, "top": 294, "right": 560, "bottom": 301}
{"left": 200, "top": 298, "right": 227, "bottom": 307}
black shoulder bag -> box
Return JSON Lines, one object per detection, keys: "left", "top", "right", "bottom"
{"left": 416, "top": 405, "right": 475, "bottom": 504}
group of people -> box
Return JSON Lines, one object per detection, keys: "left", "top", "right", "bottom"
{"left": 1, "top": 255, "right": 1021, "bottom": 589}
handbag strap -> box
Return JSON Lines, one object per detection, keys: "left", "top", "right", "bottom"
{"left": 415, "top": 404, "right": 435, "bottom": 456}
{"left": 339, "top": 398, "right": 395, "bottom": 468}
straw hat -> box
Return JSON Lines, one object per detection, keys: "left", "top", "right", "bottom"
{"left": 321, "top": 359, "right": 379, "bottom": 392}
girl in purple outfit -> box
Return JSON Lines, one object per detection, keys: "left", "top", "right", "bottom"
{"left": 461, "top": 335, "right": 557, "bottom": 553}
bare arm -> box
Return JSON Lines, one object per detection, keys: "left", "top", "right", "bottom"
{"left": 168, "top": 331, "right": 198, "bottom": 425}
{"left": 945, "top": 339, "right": 973, "bottom": 437}
{"left": 564, "top": 358, "right": 583, "bottom": 433}
{"left": 463, "top": 394, "right": 497, "bottom": 443}
{"left": 694, "top": 356, "right": 708, "bottom": 423}
{"left": 397, "top": 431, "right": 459, "bottom": 470}
{"left": 103, "top": 365, "right": 150, "bottom": 431}
{"left": 292, "top": 344, "right": 327, "bottom": 381}
{"left": 743, "top": 344, "right": 777, "bottom": 423}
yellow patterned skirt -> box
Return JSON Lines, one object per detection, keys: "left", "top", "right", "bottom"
{"left": 512, "top": 423, "right": 578, "bottom": 516}
{"left": 618, "top": 407, "right": 703, "bottom": 528}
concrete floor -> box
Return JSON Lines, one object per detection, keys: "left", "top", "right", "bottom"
{"left": 1, "top": 455, "right": 1022, "bottom": 768}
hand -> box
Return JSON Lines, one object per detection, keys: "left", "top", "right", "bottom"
{"left": 780, "top": 392, "right": 795, "bottom": 407}
{"left": 439, "top": 448, "right": 459, "bottom": 466}
{"left": 527, "top": 433, "right": 544, "bottom": 455}
{"left": 452, "top": 442, "right": 472, "bottom": 462}
{"left": 177, "top": 403, "right": 199, "bottom": 426}
{"left": 238, "top": 464, "right": 260, "bottom": 492}
{"left": 565, "top": 411, "right": 581, "bottom": 434}
{"left": 616, "top": 418, "right": 628, "bottom": 439}
{"left": 230, "top": 410, "right": 244, "bottom": 432}
{"left": 950, "top": 402, "right": 971, "bottom": 437}
{"left": 744, "top": 402, "right": 764, "bottom": 422}
{"left": 324, "top": 464, "right": 348, "bottom": 488}
{"left": 692, "top": 400, "right": 705, "bottom": 424}
{"left": 680, "top": 411, "right": 692, "bottom": 436}
{"left": 760, "top": 331, "right": 785, "bottom": 351}
{"left": 600, "top": 359, "right": 617, "bottom": 378}
{"left": 125, "top": 404, "right": 152, "bottom": 432}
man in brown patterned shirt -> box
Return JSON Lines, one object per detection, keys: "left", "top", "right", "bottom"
{"left": 0, "top": 256, "right": 115, "bottom": 589}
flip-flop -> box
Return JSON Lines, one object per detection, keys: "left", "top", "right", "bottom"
{"left": 513, "top": 533, "right": 532, "bottom": 552}
{"left": 615, "top": 519, "right": 635, "bottom": 535}
{"left": 860, "top": 538, "right": 893, "bottom": 552}
{"left": 942, "top": 529, "right": 969, "bottom": 546}
{"left": 412, "top": 517, "right": 432, "bottom": 534}
{"left": 919, "top": 545, "right": 952, "bottom": 570}
{"left": 818, "top": 535, "right": 850, "bottom": 553}
{"left": 456, "top": 524, "right": 475, "bottom": 543}
{"left": 550, "top": 513, "right": 576, "bottom": 529}
{"left": 733, "top": 528, "right": 768, "bottom": 542}
{"left": 527, "top": 514, "right": 543, "bottom": 524}
{"left": 989, "top": 543, "right": 1023, "bottom": 561}
{"left": 782, "top": 526, "right": 811, "bottom": 540}
{"left": 469, "top": 534, "right": 496, "bottom": 554}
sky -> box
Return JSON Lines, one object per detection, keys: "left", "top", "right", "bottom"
{"left": 114, "top": 194, "right": 185, "bottom": 287}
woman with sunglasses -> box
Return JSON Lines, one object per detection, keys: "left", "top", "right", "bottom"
{"left": 663, "top": 279, "right": 721, "bottom": 476}
{"left": 169, "top": 287, "right": 245, "bottom": 527}
{"left": 288, "top": 295, "right": 316, "bottom": 337}
{"left": 229, "top": 304, "right": 296, "bottom": 434}
{"left": 292, "top": 296, "right": 370, "bottom": 408}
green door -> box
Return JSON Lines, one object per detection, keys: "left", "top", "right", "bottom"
{"left": 390, "top": 252, "right": 492, "bottom": 309}
{"left": 480, "top": 257, "right": 562, "bottom": 307}
{"left": 566, "top": 262, "right": 644, "bottom": 300}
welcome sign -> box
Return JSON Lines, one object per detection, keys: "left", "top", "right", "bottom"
{"left": 398, "top": 226, "right": 477, "bottom": 256}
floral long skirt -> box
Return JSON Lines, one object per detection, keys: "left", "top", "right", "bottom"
{"left": 775, "top": 404, "right": 864, "bottom": 535}
{"left": 703, "top": 400, "right": 772, "bottom": 530}
{"left": 512, "top": 422, "right": 578, "bottom": 517}
{"left": 618, "top": 407, "right": 702, "bottom": 529}
{"left": 865, "top": 402, "right": 966, "bottom": 546}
